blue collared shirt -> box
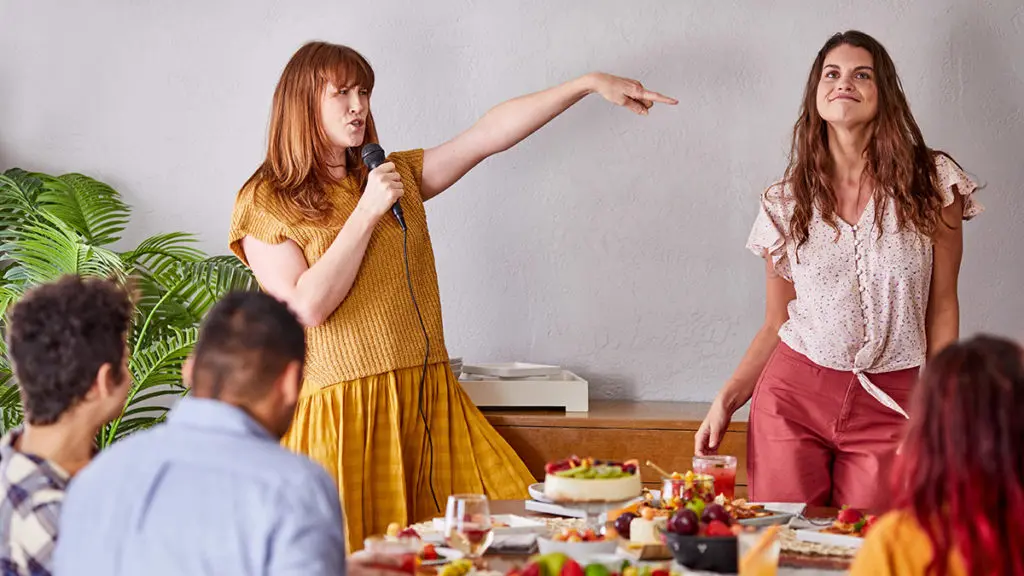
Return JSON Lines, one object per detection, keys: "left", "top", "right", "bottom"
{"left": 53, "top": 397, "right": 346, "bottom": 576}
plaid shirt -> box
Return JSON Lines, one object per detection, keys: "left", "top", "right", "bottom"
{"left": 0, "top": 428, "right": 69, "bottom": 576}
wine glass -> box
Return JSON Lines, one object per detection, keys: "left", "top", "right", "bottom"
{"left": 444, "top": 494, "right": 495, "bottom": 559}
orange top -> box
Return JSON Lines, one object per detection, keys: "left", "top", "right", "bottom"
{"left": 228, "top": 149, "right": 449, "bottom": 387}
{"left": 850, "top": 510, "right": 967, "bottom": 575}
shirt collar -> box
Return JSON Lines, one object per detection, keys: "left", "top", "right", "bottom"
{"left": 0, "top": 427, "right": 72, "bottom": 484}
{"left": 166, "top": 396, "right": 276, "bottom": 442}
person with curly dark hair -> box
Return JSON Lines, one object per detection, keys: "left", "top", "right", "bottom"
{"left": 0, "top": 275, "right": 133, "bottom": 576}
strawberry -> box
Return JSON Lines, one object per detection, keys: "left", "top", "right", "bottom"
{"left": 561, "top": 559, "right": 584, "bottom": 576}
{"left": 837, "top": 506, "right": 864, "bottom": 525}
{"left": 864, "top": 514, "right": 878, "bottom": 531}
{"left": 400, "top": 555, "right": 419, "bottom": 573}
{"left": 398, "top": 527, "right": 419, "bottom": 539}
{"left": 651, "top": 570, "right": 669, "bottom": 576}
{"left": 421, "top": 544, "right": 438, "bottom": 560}
{"left": 705, "top": 520, "right": 733, "bottom": 537}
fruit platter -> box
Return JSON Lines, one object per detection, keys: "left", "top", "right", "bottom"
{"left": 378, "top": 523, "right": 466, "bottom": 566}
{"left": 610, "top": 468, "right": 795, "bottom": 529}
{"left": 430, "top": 551, "right": 681, "bottom": 576}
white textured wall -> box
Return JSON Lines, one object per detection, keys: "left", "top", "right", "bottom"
{"left": 2, "top": 1, "right": 1021, "bottom": 401}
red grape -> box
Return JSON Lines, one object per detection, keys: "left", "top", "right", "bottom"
{"left": 613, "top": 511, "right": 638, "bottom": 538}
{"left": 667, "top": 508, "right": 700, "bottom": 536}
{"left": 701, "top": 503, "right": 731, "bottom": 526}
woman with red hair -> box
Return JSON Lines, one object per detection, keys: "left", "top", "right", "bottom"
{"left": 851, "top": 335, "right": 1024, "bottom": 575}
{"left": 228, "top": 41, "right": 676, "bottom": 551}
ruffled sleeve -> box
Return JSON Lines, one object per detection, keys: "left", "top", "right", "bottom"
{"left": 745, "top": 183, "right": 792, "bottom": 281}
{"left": 228, "top": 181, "right": 294, "bottom": 266}
{"left": 934, "top": 153, "right": 984, "bottom": 220}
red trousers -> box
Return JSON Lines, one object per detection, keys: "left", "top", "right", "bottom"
{"left": 747, "top": 342, "right": 917, "bottom": 510}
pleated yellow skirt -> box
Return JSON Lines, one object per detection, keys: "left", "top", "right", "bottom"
{"left": 282, "top": 361, "right": 535, "bottom": 552}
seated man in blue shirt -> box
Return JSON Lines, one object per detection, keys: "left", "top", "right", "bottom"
{"left": 55, "top": 291, "right": 387, "bottom": 575}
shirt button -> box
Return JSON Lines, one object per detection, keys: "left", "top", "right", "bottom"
{"left": 852, "top": 225, "right": 858, "bottom": 232}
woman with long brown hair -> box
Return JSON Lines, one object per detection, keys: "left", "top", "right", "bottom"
{"left": 850, "top": 335, "right": 1024, "bottom": 575}
{"left": 694, "top": 30, "right": 984, "bottom": 508}
{"left": 228, "top": 41, "right": 676, "bottom": 551}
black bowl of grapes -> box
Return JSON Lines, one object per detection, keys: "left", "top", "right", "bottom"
{"left": 661, "top": 502, "right": 738, "bottom": 573}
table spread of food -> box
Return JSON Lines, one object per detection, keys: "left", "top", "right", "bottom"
{"left": 368, "top": 455, "right": 871, "bottom": 575}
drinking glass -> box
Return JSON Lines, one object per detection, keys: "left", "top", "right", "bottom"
{"left": 693, "top": 454, "right": 738, "bottom": 500}
{"left": 737, "top": 526, "right": 781, "bottom": 575}
{"left": 444, "top": 494, "right": 494, "bottom": 558}
{"left": 362, "top": 537, "right": 420, "bottom": 574}
{"left": 662, "top": 473, "right": 715, "bottom": 506}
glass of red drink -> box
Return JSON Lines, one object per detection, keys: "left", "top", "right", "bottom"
{"left": 444, "top": 494, "right": 494, "bottom": 559}
{"left": 692, "top": 455, "right": 738, "bottom": 500}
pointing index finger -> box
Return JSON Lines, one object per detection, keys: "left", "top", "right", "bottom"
{"left": 642, "top": 89, "right": 679, "bottom": 105}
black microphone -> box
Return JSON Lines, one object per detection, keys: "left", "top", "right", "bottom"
{"left": 361, "top": 143, "right": 406, "bottom": 231}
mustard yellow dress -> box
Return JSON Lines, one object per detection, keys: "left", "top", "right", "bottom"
{"left": 228, "top": 149, "right": 534, "bottom": 552}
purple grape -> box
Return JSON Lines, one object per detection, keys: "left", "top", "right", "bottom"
{"left": 701, "top": 503, "right": 732, "bottom": 526}
{"left": 667, "top": 508, "right": 700, "bottom": 536}
{"left": 613, "top": 512, "right": 638, "bottom": 538}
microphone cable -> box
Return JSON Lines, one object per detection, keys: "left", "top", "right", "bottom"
{"left": 361, "top": 143, "right": 440, "bottom": 514}
{"left": 402, "top": 222, "right": 440, "bottom": 515}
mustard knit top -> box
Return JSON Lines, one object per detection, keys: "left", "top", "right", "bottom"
{"left": 228, "top": 149, "right": 449, "bottom": 387}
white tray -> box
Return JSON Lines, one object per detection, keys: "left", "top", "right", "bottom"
{"left": 459, "top": 370, "right": 589, "bottom": 412}
{"left": 460, "top": 362, "right": 562, "bottom": 378}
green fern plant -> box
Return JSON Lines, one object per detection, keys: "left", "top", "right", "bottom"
{"left": 0, "top": 168, "right": 257, "bottom": 446}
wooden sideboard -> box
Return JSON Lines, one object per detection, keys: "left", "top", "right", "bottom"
{"left": 484, "top": 400, "right": 750, "bottom": 497}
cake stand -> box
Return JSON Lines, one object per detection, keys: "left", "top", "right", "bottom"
{"left": 532, "top": 481, "right": 643, "bottom": 532}
{"left": 549, "top": 496, "right": 645, "bottom": 534}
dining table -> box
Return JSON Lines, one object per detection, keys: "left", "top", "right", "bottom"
{"left": 428, "top": 500, "right": 857, "bottom": 576}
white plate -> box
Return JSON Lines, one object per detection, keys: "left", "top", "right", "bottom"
{"left": 537, "top": 536, "right": 618, "bottom": 560}
{"left": 737, "top": 512, "right": 795, "bottom": 527}
{"left": 429, "top": 514, "right": 547, "bottom": 535}
{"left": 460, "top": 362, "right": 562, "bottom": 378}
{"left": 795, "top": 527, "right": 865, "bottom": 549}
{"left": 529, "top": 482, "right": 552, "bottom": 503}
{"left": 420, "top": 546, "right": 464, "bottom": 566}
